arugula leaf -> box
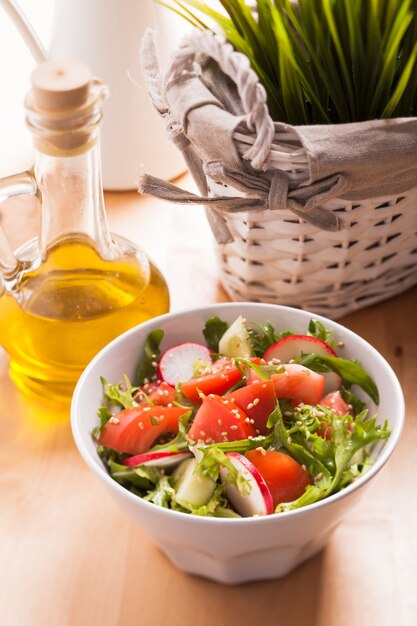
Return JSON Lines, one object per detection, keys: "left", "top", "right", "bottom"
{"left": 247, "top": 321, "right": 293, "bottom": 356}
{"left": 307, "top": 319, "right": 333, "bottom": 343}
{"left": 203, "top": 316, "right": 229, "bottom": 352}
{"left": 101, "top": 375, "right": 137, "bottom": 409}
{"left": 136, "top": 329, "right": 164, "bottom": 386}
{"left": 267, "top": 401, "right": 283, "bottom": 429}
{"left": 234, "top": 357, "right": 284, "bottom": 381}
{"left": 298, "top": 354, "right": 380, "bottom": 404}
{"left": 196, "top": 433, "right": 274, "bottom": 456}
{"left": 340, "top": 384, "right": 366, "bottom": 414}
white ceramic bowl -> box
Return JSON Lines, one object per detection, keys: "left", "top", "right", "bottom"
{"left": 71, "top": 303, "right": 404, "bottom": 584}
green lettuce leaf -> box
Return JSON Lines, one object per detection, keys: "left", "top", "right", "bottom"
{"left": 101, "top": 374, "right": 137, "bottom": 409}
{"left": 298, "top": 353, "right": 380, "bottom": 404}
{"left": 271, "top": 404, "right": 391, "bottom": 512}
{"left": 109, "top": 460, "right": 160, "bottom": 490}
{"left": 247, "top": 321, "right": 293, "bottom": 356}
{"left": 307, "top": 319, "right": 333, "bottom": 343}
{"left": 203, "top": 316, "right": 229, "bottom": 352}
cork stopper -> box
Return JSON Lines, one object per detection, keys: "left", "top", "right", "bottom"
{"left": 26, "top": 60, "right": 107, "bottom": 155}
{"left": 31, "top": 60, "right": 93, "bottom": 112}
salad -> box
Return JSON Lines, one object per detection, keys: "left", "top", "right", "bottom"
{"left": 93, "top": 316, "right": 391, "bottom": 518}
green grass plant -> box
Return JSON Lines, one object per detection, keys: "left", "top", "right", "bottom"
{"left": 162, "top": 0, "right": 417, "bottom": 124}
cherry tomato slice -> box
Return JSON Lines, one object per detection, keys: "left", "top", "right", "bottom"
{"left": 181, "top": 359, "right": 243, "bottom": 404}
{"left": 188, "top": 395, "right": 255, "bottom": 444}
{"left": 245, "top": 449, "right": 312, "bottom": 506}
{"left": 224, "top": 379, "right": 276, "bottom": 434}
{"left": 99, "top": 406, "right": 188, "bottom": 455}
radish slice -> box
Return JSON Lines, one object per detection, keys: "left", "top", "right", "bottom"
{"left": 158, "top": 342, "right": 212, "bottom": 386}
{"left": 264, "top": 335, "right": 341, "bottom": 394}
{"left": 123, "top": 450, "right": 192, "bottom": 468}
{"left": 219, "top": 452, "right": 274, "bottom": 517}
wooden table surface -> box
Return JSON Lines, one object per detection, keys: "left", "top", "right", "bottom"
{"left": 1, "top": 174, "right": 416, "bottom": 626}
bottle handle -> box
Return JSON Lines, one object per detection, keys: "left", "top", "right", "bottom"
{"left": 0, "top": 171, "right": 38, "bottom": 277}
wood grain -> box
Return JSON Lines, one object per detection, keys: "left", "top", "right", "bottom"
{"left": 0, "top": 175, "right": 416, "bottom": 626}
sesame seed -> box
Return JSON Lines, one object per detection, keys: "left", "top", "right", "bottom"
{"left": 230, "top": 425, "right": 238, "bottom": 430}
{"left": 151, "top": 353, "right": 157, "bottom": 359}
{"left": 143, "top": 378, "right": 149, "bottom": 384}
{"left": 296, "top": 420, "right": 303, "bottom": 426}
{"left": 250, "top": 418, "right": 255, "bottom": 424}
{"left": 142, "top": 407, "right": 152, "bottom": 412}
{"left": 288, "top": 359, "right": 295, "bottom": 364}
{"left": 245, "top": 417, "right": 251, "bottom": 424}
{"left": 284, "top": 411, "right": 292, "bottom": 416}
{"left": 262, "top": 384, "right": 267, "bottom": 389}
{"left": 252, "top": 398, "right": 260, "bottom": 406}
{"left": 256, "top": 447, "right": 267, "bottom": 456}
{"left": 221, "top": 431, "right": 228, "bottom": 436}
{"left": 223, "top": 400, "right": 229, "bottom": 404}
{"left": 159, "top": 415, "right": 165, "bottom": 421}
{"left": 163, "top": 390, "right": 170, "bottom": 396}
{"left": 109, "top": 416, "right": 120, "bottom": 425}
{"left": 157, "top": 390, "right": 164, "bottom": 396}
{"left": 218, "top": 419, "right": 223, "bottom": 426}
{"left": 200, "top": 430, "right": 206, "bottom": 437}
{"left": 315, "top": 472, "right": 324, "bottom": 481}
{"left": 138, "top": 422, "right": 144, "bottom": 430}
{"left": 247, "top": 402, "right": 254, "bottom": 410}
{"left": 248, "top": 435, "right": 253, "bottom": 440}
{"left": 301, "top": 464, "right": 307, "bottom": 471}
{"left": 167, "top": 403, "right": 173, "bottom": 407}
{"left": 255, "top": 429, "right": 260, "bottom": 435}
{"left": 287, "top": 437, "right": 292, "bottom": 445}
{"left": 220, "top": 374, "right": 227, "bottom": 380}
{"left": 209, "top": 393, "right": 216, "bottom": 398}
{"left": 231, "top": 409, "right": 239, "bottom": 415}
{"left": 151, "top": 361, "right": 158, "bottom": 368}
{"left": 337, "top": 341, "right": 345, "bottom": 348}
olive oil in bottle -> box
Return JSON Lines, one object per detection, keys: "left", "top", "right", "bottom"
{"left": 0, "top": 61, "right": 169, "bottom": 404}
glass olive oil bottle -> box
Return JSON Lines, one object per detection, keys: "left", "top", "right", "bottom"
{"left": 0, "top": 61, "right": 169, "bottom": 403}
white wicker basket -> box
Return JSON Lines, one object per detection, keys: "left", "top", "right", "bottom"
{"left": 142, "top": 30, "right": 417, "bottom": 319}
{"left": 209, "top": 131, "right": 417, "bottom": 318}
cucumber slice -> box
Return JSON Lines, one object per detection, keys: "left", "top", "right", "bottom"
{"left": 173, "top": 458, "right": 216, "bottom": 509}
{"left": 218, "top": 315, "right": 252, "bottom": 357}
